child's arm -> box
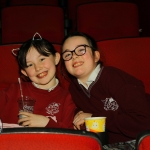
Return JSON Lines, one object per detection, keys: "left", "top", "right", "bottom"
{"left": 73, "top": 111, "right": 92, "bottom": 130}
{"left": 45, "top": 93, "right": 76, "bottom": 129}
{"left": 18, "top": 93, "right": 76, "bottom": 128}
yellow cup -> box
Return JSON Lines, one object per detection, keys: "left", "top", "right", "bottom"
{"left": 85, "top": 117, "right": 106, "bottom": 133}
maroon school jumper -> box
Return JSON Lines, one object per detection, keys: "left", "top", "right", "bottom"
{"left": 69, "top": 66, "right": 150, "bottom": 144}
{"left": 0, "top": 82, "right": 76, "bottom": 129}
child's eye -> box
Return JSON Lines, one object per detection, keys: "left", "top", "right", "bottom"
{"left": 65, "top": 53, "right": 71, "bottom": 58}
{"left": 78, "top": 48, "right": 85, "bottom": 54}
{"left": 40, "top": 58, "right": 45, "bottom": 61}
{"left": 27, "top": 64, "right": 33, "bottom": 67}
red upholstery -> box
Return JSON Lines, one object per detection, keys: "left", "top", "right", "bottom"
{"left": 77, "top": 2, "right": 139, "bottom": 41}
{"left": 8, "top": 0, "right": 58, "bottom": 6}
{"left": 97, "top": 37, "right": 150, "bottom": 94}
{"left": 67, "top": 0, "right": 114, "bottom": 30}
{"left": 0, "top": 44, "right": 69, "bottom": 91}
{"left": 0, "top": 133, "right": 101, "bottom": 150}
{"left": 1, "top": 6, "right": 64, "bottom": 44}
{"left": 135, "top": 130, "right": 150, "bottom": 150}
{"left": 0, "top": 83, "right": 11, "bottom": 92}
{"left": 138, "top": 136, "right": 150, "bottom": 150}
{"left": 0, "top": 128, "right": 102, "bottom": 150}
{"left": 0, "top": 44, "right": 21, "bottom": 84}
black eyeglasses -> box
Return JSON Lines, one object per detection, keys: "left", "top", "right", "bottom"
{"left": 62, "top": 44, "right": 91, "bottom": 61}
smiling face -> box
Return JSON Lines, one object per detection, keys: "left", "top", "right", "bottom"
{"left": 62, "top": 36, "right": 100, "bottom": 83}
{"left": 21, "top": 46, "right": 60, "bottom": 89}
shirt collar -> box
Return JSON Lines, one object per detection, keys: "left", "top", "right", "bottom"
{"left": 78, "top": 64, "right": 101, "bottom": 89}
{"left": 32, "top": 78, "right": 59, "bottom": 92}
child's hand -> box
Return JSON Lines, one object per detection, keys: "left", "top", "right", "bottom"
{"left": 73, "top": 111, "right": 92, "bottom": 130}
{"left": 18, "top": 111, "right": 49, "bottom": 127}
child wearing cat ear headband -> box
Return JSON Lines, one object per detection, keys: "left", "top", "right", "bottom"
{"left": 0, "top": 33, "right": 76, "bottom": 128}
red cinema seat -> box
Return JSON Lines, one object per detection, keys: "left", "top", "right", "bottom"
{"left": 1, "top": 5, "right": 65, "bottom": 44}
{"left": 8, "top": 0, "right": 58, "bottom": 6}
{"left": 97, "top": 37, "right": 150, "bottom": 94}
{"left": 0, "top": 128, "right": 103, "bottom": 150}
{"left": 67, "top": 0, "right": 115, "bottom": 31}
{"left": 77, "top": 2, "right": 139, "bottom": 41}
{"left": 135, "top": 130, "right": 150, "bottom": 150}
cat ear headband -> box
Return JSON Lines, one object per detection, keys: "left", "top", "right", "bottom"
{"left": 32, "top": 32, "right": 42, "bottom": 40}
{"left": 12, "top": 32, "right": 42, "bottom": 56}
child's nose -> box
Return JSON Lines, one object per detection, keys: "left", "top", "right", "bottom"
{"left": 35, "top": 64, "right": 42, "bottom": 71}
{"left": 72, "top": 51, "right": 78, "bottom": 59}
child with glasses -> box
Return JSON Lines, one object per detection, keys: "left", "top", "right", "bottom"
{"left": 0, "top": 33, "right": 76, "bottom": 128}
{"left": 61, "top": 31, "right": 150, "bottom": 144}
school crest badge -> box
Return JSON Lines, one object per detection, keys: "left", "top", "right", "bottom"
{"left": 102, "top": 97, "right": 119, "bottom": 111}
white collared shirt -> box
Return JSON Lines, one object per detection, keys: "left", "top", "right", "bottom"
{"left": 77, "top": 64, "right": 101, "bottom": 90}
{"left": 32, "top": 78, "right": 59, "bottom": 92}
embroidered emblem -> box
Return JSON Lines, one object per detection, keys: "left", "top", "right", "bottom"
{"left": 102, "top": 97, "right": 119, "bottom": 111}
{"left": 46, "top": 102, "right": 60, "bottom": 115}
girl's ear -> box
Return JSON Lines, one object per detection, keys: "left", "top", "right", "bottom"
{"left": 94, "top": 50, "right": 100, "bottom": 63}
{"left": 21, "top": 69, "right": 28, "bottom": 77}
{"left": 55, "top": 52, "right": 60, "bottom": 65}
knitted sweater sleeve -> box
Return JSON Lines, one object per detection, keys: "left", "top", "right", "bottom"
{"left": 0, "top": 90, "right": 7, "bottom": 117}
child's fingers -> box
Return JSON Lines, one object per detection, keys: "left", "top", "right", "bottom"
{"left": 74, "top": 111, "right": 83, "bottom": 119}
{"left": 18, "top": 116, "right": 30, "bottom": 126}
{"left": 21, "top": 120, "right": 30, "bottom": 127}
{"left": 73, "top": 119, "right": 84, "bottom": 130}
{"left": 73, "top": 116, "right": 80, "bottom": 124}
{"left": 18, "top": 111, "right": 32, "bottom": 116}
{"left": 73, "top": 111, "right": 84, "bottom": 123}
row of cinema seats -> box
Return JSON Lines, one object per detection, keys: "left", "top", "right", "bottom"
{"left": 0, "top": 123, "right": 150, "bottom": 149}
{"left": 0, "top": 127, "right": 103, "bottom": 150}
{"left": 0, "top": 1, "right": 140, "bottom": 44}
{"left": 0, "top": 0, "right": 65, "bottom": 7}
{"left": 0, "top": 37, "right": 150, "bottom": 94}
